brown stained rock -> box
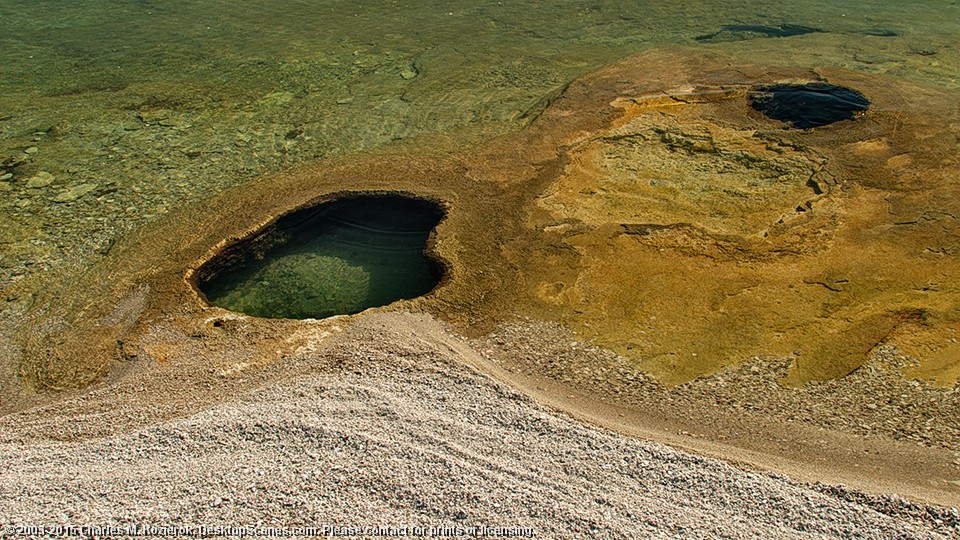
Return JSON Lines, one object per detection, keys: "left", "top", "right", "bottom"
{"left": 514, "top": 50, "right": 960, "bottom": 386}
{"left": 6, "top": 47, "right": 960, "bottom": 395}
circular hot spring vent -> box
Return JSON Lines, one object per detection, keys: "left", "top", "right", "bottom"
{"left": 749, "top": 83, "right": 870, "bottom": 129}
{"left": 195, "top": 194, "right": 445, "bottom": 320}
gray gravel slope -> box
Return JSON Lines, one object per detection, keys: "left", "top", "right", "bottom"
{"left": 1, "top": 318, "right": 957, "bottom": 539}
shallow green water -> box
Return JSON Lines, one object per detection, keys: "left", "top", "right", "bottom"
{"left": 0, "top": 1, "right": 958, "bottom": 290}
{"left": 197, "top": 195, "right": 443, "bottom": 319}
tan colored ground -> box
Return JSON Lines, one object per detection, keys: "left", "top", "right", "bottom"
{"left": 522, "top": 53, "right": 960, "bottom": 387}
{"left": 2, "top": 47, "right": 959, "bottom": 506}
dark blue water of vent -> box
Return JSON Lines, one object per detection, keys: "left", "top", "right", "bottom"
{"left": 749, "top": 83, "right": 870, "bottom": 129}
{"left": 196, "top": 194, "right": 444, "bottom": 319}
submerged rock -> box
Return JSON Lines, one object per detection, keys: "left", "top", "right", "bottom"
{"left": 52, "top": 183, "right": 98, "bottom": 203}
{"left": 25, "top": 171, "right": 55, "bottom": 188}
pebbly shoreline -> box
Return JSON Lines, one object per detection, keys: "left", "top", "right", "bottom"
{"left": 1, "top": 313, "right": 957, "bottom": 538}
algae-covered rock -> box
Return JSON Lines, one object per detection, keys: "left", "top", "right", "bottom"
{"left": 25, "top": 171, "right": 55, "bottom": 189}
{"left": 52, "top": 183, "right": 98, "bottom": 203}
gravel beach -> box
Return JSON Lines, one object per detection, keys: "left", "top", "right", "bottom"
{"left": 1, "top": 313, "right": 957, "bottom": 539}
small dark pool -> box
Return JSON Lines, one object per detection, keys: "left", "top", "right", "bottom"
{"left": 749, "top": 83, "right": 870, "bottom": 129}
{"left": 196, "top": 194, "right": 445, "bottom": 319}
